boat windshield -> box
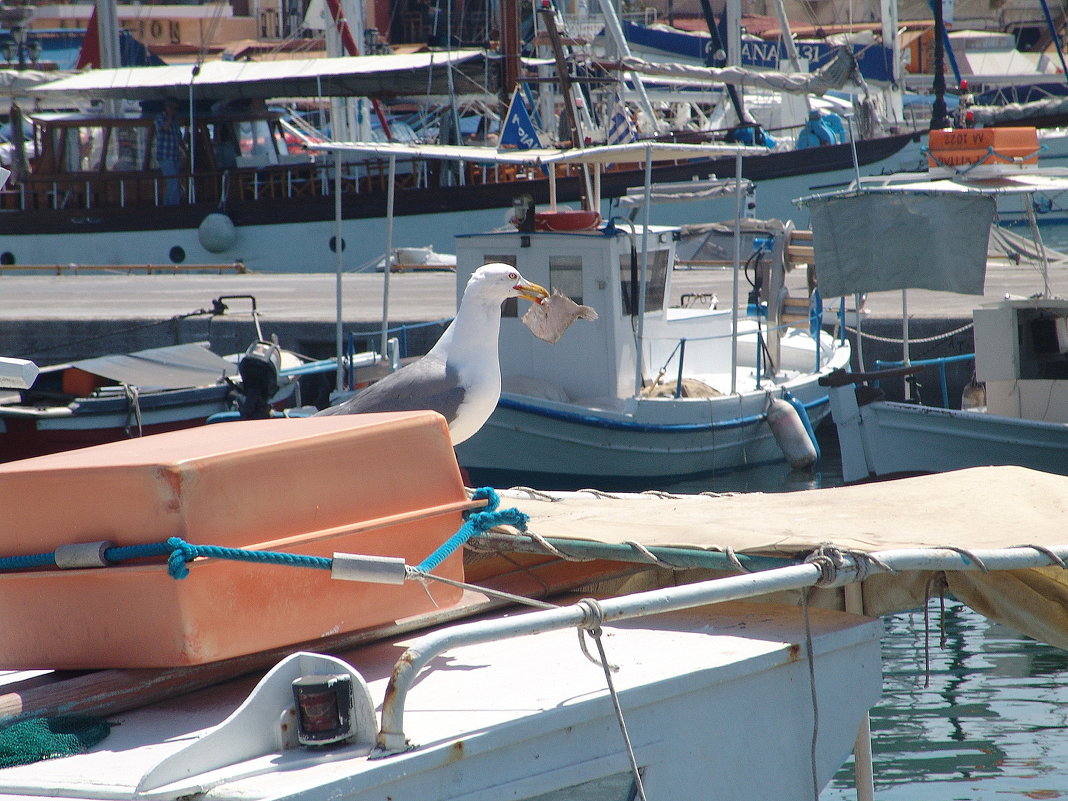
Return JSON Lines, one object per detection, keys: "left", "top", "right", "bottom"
{"left": 619, "top": 249, "right": 668, "bottom": 314}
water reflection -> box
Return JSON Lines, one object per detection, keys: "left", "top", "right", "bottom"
{"left": 822, "top": 600, "right": 1068, "bottom": 800}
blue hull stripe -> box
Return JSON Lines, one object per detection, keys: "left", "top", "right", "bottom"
{"left": 497, "top": 394, "right": 829, "bottom": 434}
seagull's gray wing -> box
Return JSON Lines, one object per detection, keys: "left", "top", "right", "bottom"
{"left": 315, "top": 355, "right": 467, "bottom": 424}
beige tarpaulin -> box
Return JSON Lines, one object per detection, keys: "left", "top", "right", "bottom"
{"left": 491, "top": 465, "right": 1068, "bottom": 650}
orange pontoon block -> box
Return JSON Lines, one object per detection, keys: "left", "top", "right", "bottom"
{"left": 927, "top": 127, "right": 1040, "bottom": 174}
{"left": 0, "top": 413, "right": 469, "bottom": 668}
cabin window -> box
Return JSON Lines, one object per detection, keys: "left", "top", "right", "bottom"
{"left": 77, "top": 126, "right": 106, "bottom": 172}
{"left": 54, "top": 128, "right": 79, "bottom": 173}
{"left": 105, "top": 127, "right": 146, "bottom": 172}
{"left": 236, "top": 120, "right": 281, "bottom": 166}
{"left": 549, "top": 256, "right": 582, "bottom": 304}
{"left": 619, "top": 249, "right": 668, "bottom": 315}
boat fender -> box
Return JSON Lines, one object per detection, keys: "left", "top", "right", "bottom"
{"left": 767, "top": 397, "right": 818, "bottom": 469}
{"left": 198, "top": 212, "right": 237, "bottom": 253}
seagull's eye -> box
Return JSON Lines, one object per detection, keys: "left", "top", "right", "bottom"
{"left": 508, "top": 272, "right": 518, "bottom": 280}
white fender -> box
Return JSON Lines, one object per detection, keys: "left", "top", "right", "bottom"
{"left": 198, "top": 212, "right": 237, "bottom": 253}
{"left": 767, "top": 397, "right": 817, "bottom": 469}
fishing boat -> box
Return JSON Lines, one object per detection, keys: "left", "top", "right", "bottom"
{"left": 0, "top": 296, "right": 343, "bottom": 462}
{"left": 294, "top": 138, "right": 851, "bottom": 484}
{"left": 0, "top": 406, "right": 1064, "bottom": 799}
{"left": 452, "top": 210, "right": 850, "bottom": 484}
{"left": 801, "top": 125, "right": 1068, "bottom": 482}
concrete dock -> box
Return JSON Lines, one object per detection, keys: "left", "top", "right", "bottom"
{"left": 1, "top": 256, "right": 1065, "bottom": 404}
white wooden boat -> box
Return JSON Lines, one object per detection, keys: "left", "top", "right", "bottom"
{"left": 0, "top": 297, "right": 348, "bottom": 462}
{"left": 1, "top": 457, "right": 1067, "bottom": 801}
{"left": 295, "top": 140, "right": 851, "bottom": 483}
{"left": 803, "top": 126, "right": 1068, "bottom": 482}
{"left": 450, "top": 215, "right": 850, "bottom": 484}
{"left": 823, "top": 300, "right": 1068, "bottom": 481}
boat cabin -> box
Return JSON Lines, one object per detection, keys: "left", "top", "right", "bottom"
{"left": 2, "top": 105, "right": 317, "bottom": 212}
{"left": 974, "top": 297, "right": 1068, "bottom": 421}
{"left": 454, "top": 222, "right": 776, "bottom": 403}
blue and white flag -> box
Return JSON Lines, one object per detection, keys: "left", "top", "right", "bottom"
{"left": 607, "top": 96, "right": 638, "bottom": 145}
{"left": 499, "top": 89, "right": 542, "bottom": 150}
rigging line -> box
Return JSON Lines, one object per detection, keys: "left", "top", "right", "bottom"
{"left": 406, "top": 569, "right": 558, "bottom": 610}
{"left": 800, "top": 588, "right": 821, "bottom": 801}
{"left": 578, "top": 599, "right": 648, "bottom": 801}
{"left": 198, "top": 2, "right": 227, "bottom": 65}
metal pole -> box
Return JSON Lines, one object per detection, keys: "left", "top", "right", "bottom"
{"left": 855, "top": 292, "right": 865, "bottom": 371}
{"left": 634, "top": 146, "right": 653, "bottom": 396}
{"left": 335, "top": 151, "right": 344, "bottom": 393}
{"left": 381, "top": 155, "right": 396, "bottom": 363}
{"left": 1025, "top": 193, "right": 1052, "bottom": 298}
{"left": 845, "top": 583, "right": 876, "bottom": 801}
{"left": 731, "top": 149, "right": 742, "bottom": 394}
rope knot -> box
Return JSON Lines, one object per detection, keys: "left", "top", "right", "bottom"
{"left": 465, "top": 487, "right": 529, "bottom": 533}
{"left": 804, "top": 544, "right": 846, "bottom": 587}
{"left": 577, "top": 597, "right": 606, "bottom": 635}
{"left": 166, "top": 537, "right": 199, "bottom": 580}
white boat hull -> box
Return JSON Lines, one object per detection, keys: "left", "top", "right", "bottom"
{"left": 458, "top": 369, "right": 845, "bottom": 482}
{"left": 828, "top": 389, "right": 1068, "bottom": 482}
{"left": 0, "top": 601, "right": 881, "bottom": 801}
{"left": 0, "top": 137, "right": 925, "bottom": 272}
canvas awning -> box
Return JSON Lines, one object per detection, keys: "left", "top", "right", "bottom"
{"left": 28, "top": 50, "right": 494, "bottom": 102}
{"left": 620, "top": 46, "right": 856, "bottom": 96}
{"left": 803, "top": 189, "right": 995, "bottom": 296}
{"left": 296, "top": 138, "right": 762, "bottom": 165}
{"left": 70, "top": 343, "right": 235, "bottom": 391}
{"left": 493, "top": 466, "right": 1068, "bottom": 651}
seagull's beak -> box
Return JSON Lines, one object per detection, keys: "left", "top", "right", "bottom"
{"left": 514, "top": 279, "right": 549, "bottom": 305}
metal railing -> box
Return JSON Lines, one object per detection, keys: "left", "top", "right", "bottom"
{"left": 872, "top": 353, "right": 976, "bottom": 408}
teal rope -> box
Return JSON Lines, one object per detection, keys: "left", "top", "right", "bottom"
{"left": 414, "top": 487, "right": 529, "bottom": 574}
{"left": 0, "top": 487, "right": 529, "bottom": 581}
{"left": 0, "top": 553, "right": 57, "bottom": 570}
{"left": 165, "top": 538, "right": 332, "bottom": 580}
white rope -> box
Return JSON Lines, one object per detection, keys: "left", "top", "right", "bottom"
{"left": 577, "top": 598, "right": 648, "bottom": 801}
{"left": 843, "top": 321, "right": 974, "bottom": 346}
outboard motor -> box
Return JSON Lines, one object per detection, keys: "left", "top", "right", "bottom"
{"left": 237, "top": 339, "right": 281, "bottom": 419}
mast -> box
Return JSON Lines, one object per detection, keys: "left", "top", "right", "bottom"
{"left": 929, "top": 0, "right": 950, "bottom": 129}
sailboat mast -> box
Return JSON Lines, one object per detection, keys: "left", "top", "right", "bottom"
{"left": 95, "top": 0, "right": 120, "bottom": 70}
{"left": 930, "top": 0, "right": 950, "bottom": 128}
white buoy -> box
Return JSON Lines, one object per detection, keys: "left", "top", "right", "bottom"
{"left": 767, "top": 397, "right": 818, "bottom": 469}
{"left": 198, "top": 213, "right": 237, "bottom": 253}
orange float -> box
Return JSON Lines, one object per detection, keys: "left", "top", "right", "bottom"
{"left": 0, "top": 413, "right": 469, "bottom": 668}
{"left": 927, "top": 127, "right": 1040, "bottom": 174}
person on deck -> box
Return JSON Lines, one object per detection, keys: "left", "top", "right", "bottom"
{"left": 154, "top": 97, "right": 185, "bottom": 205}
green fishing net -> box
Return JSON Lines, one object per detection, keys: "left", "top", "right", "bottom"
{"left": 0, "top": 716, "right": 111, "bottom": 768}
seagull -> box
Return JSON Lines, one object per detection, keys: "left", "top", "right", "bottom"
{"left": 316, "top": 264, "right": 549, "bottom": 443}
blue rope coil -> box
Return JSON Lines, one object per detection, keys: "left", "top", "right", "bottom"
{"left": 0, "top": 488, "right": 528, "bottom": 582}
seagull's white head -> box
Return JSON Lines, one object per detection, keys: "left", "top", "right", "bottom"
{"left": 466, "top": 263, "right": 549, "bottom": 306}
